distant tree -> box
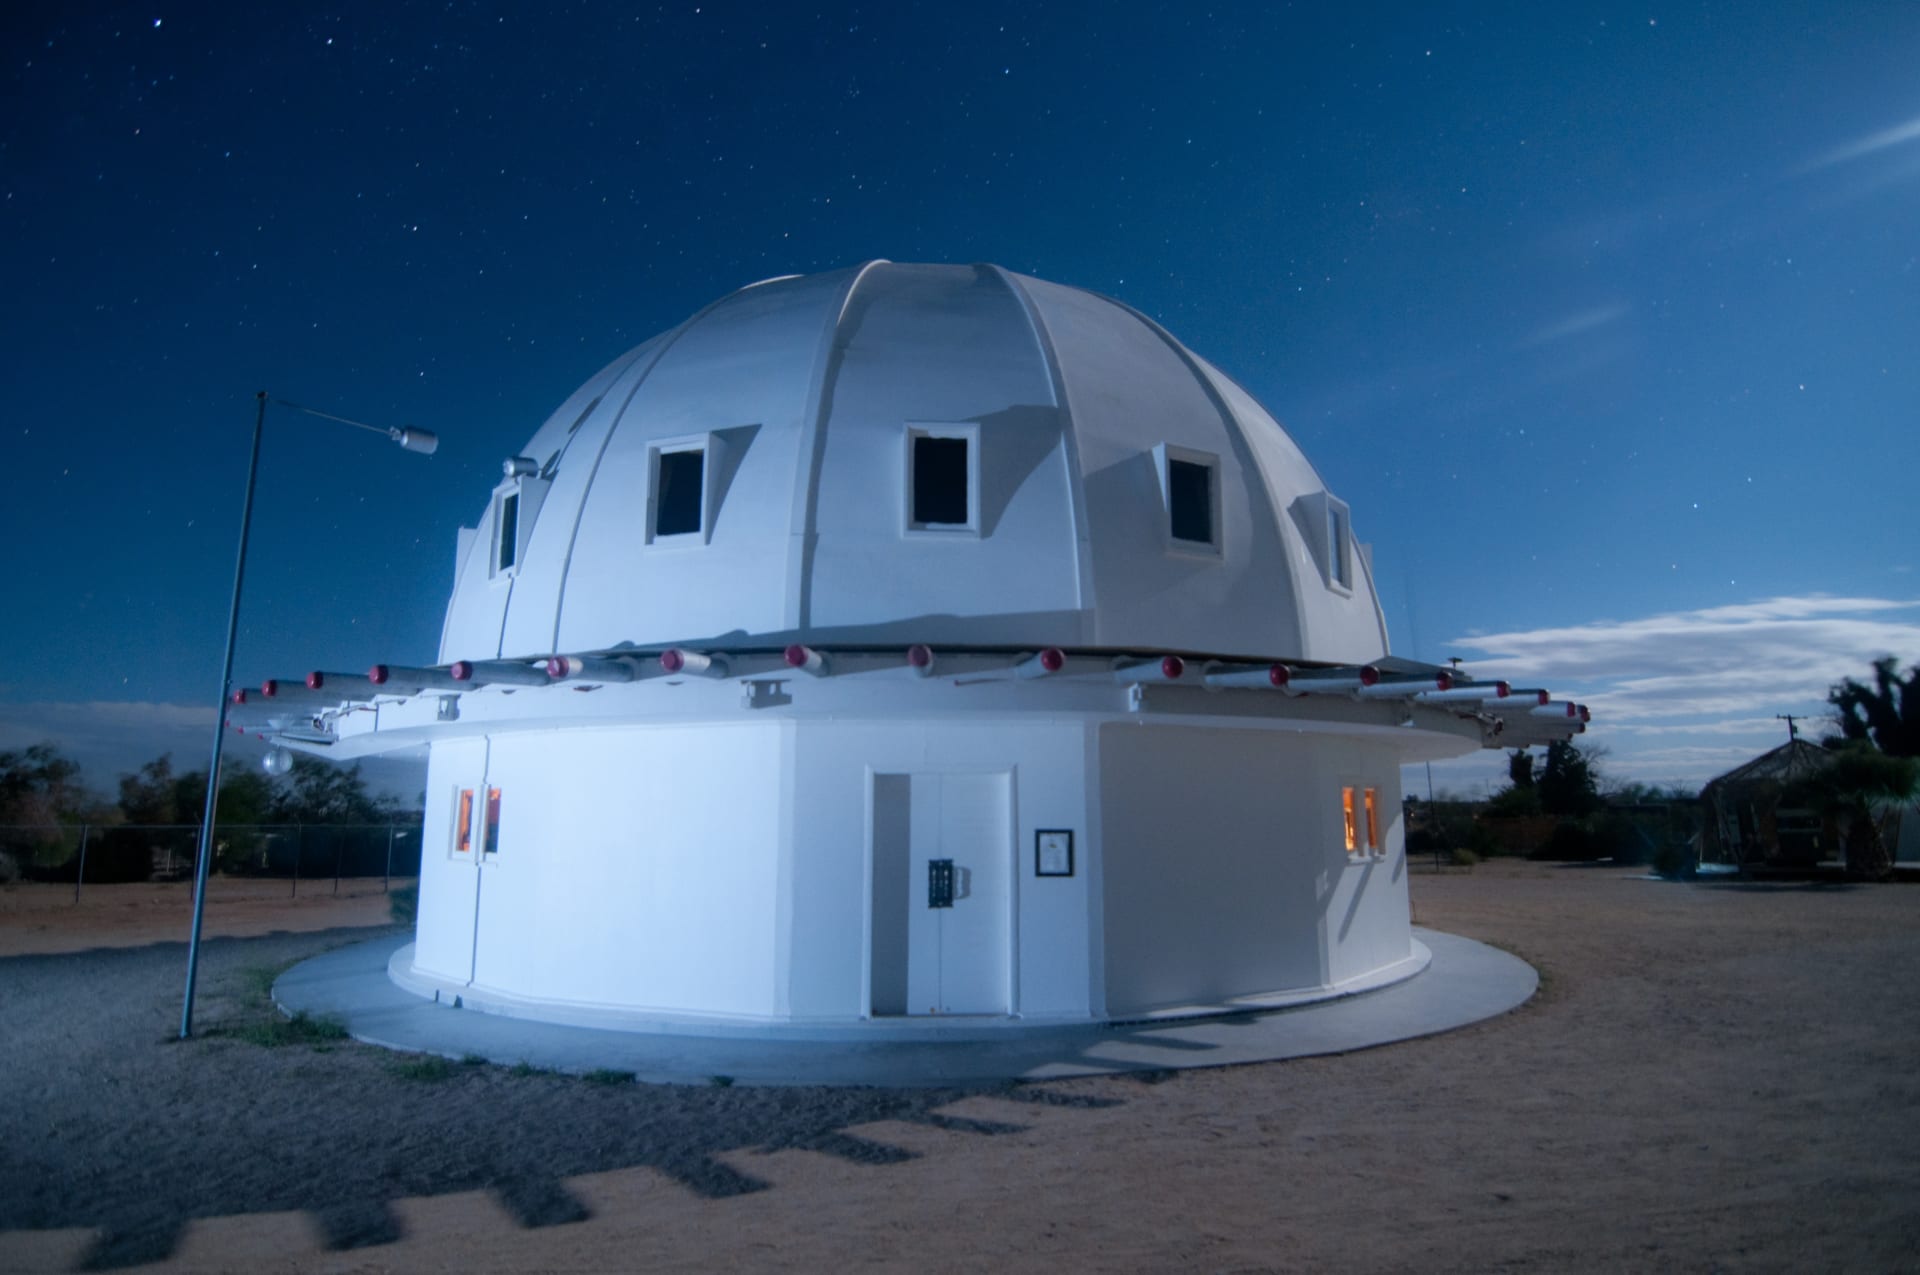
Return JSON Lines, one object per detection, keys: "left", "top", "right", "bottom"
{"left": 1787, "top": 742, "right": 1920, "bottom": 881}
{"left": 117, "top": 755, "right": 183, "bottom": 825}
{"left": 1, "top": 743, "right": 96, "bottom": 870}
{"left": 1482, "top": 748, "right": 1546, "bottom": 818}
{"left": 171, "top": 764, "right": 283, "bottom": 826}
{"left": 1606, "top": 779, "right": 1699, "bottom": 804}
{"left": 272, "top": 755, "right": 383, "bottom": 824}
{"left": 216, "top": 769, "right": 281, "bottom": 824}
{"left": 1537, "top": 740, "right": 1603, "bottom": 817}
{"left": 1, "top": 743, "right": 86, "bottom": 823}
{"left": 1827, "top": 656, "right": 1920, "bottom": 757}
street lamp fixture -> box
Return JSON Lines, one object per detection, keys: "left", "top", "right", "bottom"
{"left": 178, "top": 392, "right": 437, "bottom": 1039}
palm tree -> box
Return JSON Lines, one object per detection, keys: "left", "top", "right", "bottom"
{"left": 1829, "top": 656, "right": 1920, "bottom": 757}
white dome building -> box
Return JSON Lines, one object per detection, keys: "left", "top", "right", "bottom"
{"left": 252, "top": 261, "right": 1586, "bottom": 1031}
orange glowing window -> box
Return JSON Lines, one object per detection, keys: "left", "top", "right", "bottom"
{"left": 1341, "top": 786, "right": 1358, "bottom": 853}
{"left": 454, "top": 788, "right": 475, "bottom": 854}
{"left": 484, "top": 787, "right": 502, "bottom": 855}
{"left": 1363, "top": 787, "right": 1380, "bottom": 851}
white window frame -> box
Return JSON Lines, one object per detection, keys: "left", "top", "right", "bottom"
{"left": 479, "top": 783, "right": 502, "bottom": 861}
{"left": 1153, "top": 442, "right": 1223, "bottom": 557}
{"left": 903, "top": 422, "right": 980, "bottom": 535}
{"left": 1327, "top": 498, "right": 1353, "bottom": 592}
{"left": 1297, "top": 490, "right": 1354, "bottom": 594}
{"left": 450, "top": 785, "right": 477, "bottom": 859}
{"left": 488, "top": 474, "right": 548, "bottom": 582}
{"left": 645, "top": 432, "right": 726, "bottom": 546}
{"left": 1340, "top": 783, "right": 1383, "bottom": 859}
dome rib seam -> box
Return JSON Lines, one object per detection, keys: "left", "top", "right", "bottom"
{"left": 983, "top": 265, "right": 1097, "bottom": 640}
{"left": 1092, "top": 293, "right": 1312, "bottom": 659}
{"left": 786, "top": 259, "right": 890, "bottom": 631}
{"left": 545, "top": 293, "right": 744, "bottom": 655}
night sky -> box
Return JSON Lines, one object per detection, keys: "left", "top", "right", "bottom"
{"left": 4, "top": 2, "right": 1917, "bottom": 797}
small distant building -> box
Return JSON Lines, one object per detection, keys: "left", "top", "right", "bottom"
{"left": 245, "top": 262, "right": 1589, "bottom": 1031}
{"left": 1700, "top": 738, "right": 1919, "bottom": 870}
{"left": 1700, "top": 740, "right": 1835, "bottom": 868}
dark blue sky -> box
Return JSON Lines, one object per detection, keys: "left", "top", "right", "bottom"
{"left": 4, "top": 2, "right": 1917, "bottom": 792}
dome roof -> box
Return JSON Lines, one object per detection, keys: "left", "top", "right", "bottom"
{"left": 439, "top": 262, "right": 1389, "bottom": 665}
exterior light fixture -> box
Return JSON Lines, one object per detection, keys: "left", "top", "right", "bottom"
{"left": 180, "top": 392, "right": 439, "bottom": 1040}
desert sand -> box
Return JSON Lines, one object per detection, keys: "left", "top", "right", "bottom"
{"left": 2, "top": 861, "right": 1917, "bottom": 1273}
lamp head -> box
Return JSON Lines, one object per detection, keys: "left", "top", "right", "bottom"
{"left": 391, "top": 427, "right": 438, "bottom": 456}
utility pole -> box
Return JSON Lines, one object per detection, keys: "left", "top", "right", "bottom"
{"left": 1775, "top": 713, "right": 1802, "bottom": 741}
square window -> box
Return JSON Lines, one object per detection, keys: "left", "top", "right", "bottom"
{"left": 1168, "top": 458, "right": 1214, "bottom": 545}
{"left": 654, "top": 448, "right": 705, "bottom": 538}
{"left": 495, "top": 492, "right": 519, "bottom": 573}
{"left": 912, "top": 435, "right": 970, "bottom": 527}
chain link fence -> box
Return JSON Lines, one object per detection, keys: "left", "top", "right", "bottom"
{"left": 0, "top": 823, "right": 422, "bottom": 900}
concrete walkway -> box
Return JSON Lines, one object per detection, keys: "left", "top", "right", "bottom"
{"left": 275, "top": 929, "right": 1535, "bottom": 1087}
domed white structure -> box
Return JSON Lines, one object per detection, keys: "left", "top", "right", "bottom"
{"left": 249, "top": 262, "right": 1586, "bottom": 1031}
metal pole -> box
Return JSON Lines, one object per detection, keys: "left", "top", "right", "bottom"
{"left": 73, "top": 824, "right": 89, "bottom": 905}
{"left": 333, "top": 832, "right": 342, "bottom": 897}
{"left": 384, "top": 825, "right": 395, "bottom": 894}
{"left": 292, "top": 824, "right": 302, "bottom": 899}
{"left": 1426, "top": 762, "right": 1440, "bottom": 870}
{"left": 181, "top": 392, "right": 268, "bottom": 1039}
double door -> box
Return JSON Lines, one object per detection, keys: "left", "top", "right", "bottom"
{"left": 870, "top": 772, "right": 1011, "bottom": 1016}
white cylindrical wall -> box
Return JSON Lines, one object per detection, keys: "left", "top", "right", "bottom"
{"left": 1095, "top": 722, "right": 1412, "bottom": 1016}
{"left": 406, "top": 715, "right": 1414, "bottom": 1027}
{"left": 417, "top": 723, "right": 788, "bottom": 1019}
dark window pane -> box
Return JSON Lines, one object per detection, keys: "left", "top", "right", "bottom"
{"left": 1329, "top": 507, "right": 1350, "bottom": 586}
{"left": 497, "top": 492, "right": 519, "bottom": 570}
{"left": 1168, "top": 458, "right": 1212, "bottom": 544}
{"left": 913, "top": 435, "right": 970, "bottom": 526}
{"left": 656, "top": 449, "right": 704, "bottom": 537}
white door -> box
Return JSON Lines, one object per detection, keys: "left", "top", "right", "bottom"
{"left": 870, "top": 772, "right": 1012, "bottom": 1016}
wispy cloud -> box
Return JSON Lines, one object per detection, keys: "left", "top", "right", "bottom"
{"left": 1516, "top": 302, "right": 1630, "bottom": 349}
{"left": 1441, "top": 594, "right": 1920, "bottom": 786}
{"left": 1800, "top": 114, "right": 1920, "bottom": 172}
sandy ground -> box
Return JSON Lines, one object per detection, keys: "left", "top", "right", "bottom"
{"left": 0, "top": 879, "right": 406, "bottom": 957}
{"left": 2, "top": 861, "right": 1917, "bottom": 1273}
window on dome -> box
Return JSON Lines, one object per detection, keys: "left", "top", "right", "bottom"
{"left": 489, "top": 467, "right": 548, "bottom": 581}
{"left": 1327, "top": 499, "right": 1352, "bottom": 589}
{"left": 494, "top": 492, "right": 519, "bottom": 573}
{"left": 906, "top": 425, "right": 979, "bottom": 532}
{"left": 1168, "top": 458, "right": 1214, "bottom": 546}
{"left": 1153, "top": 443, "right": 1221, "bottom": 554}
{"left": 645, "top": 432, "right": 728, "bottom": 545}
{"left": 654, "top": 447, "right": 705, "bottom": 538}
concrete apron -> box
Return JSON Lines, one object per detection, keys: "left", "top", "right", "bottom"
{"left": 274, "top": 928, "right": 1535, "bottom": 1088}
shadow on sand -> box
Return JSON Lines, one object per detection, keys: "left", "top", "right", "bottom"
{"left": 0, "top": 930, "right": 1133, "bottom": 1270}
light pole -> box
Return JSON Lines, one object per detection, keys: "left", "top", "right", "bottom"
{"left": 179, "top": 392, "right": 437, "bottom": 1039}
